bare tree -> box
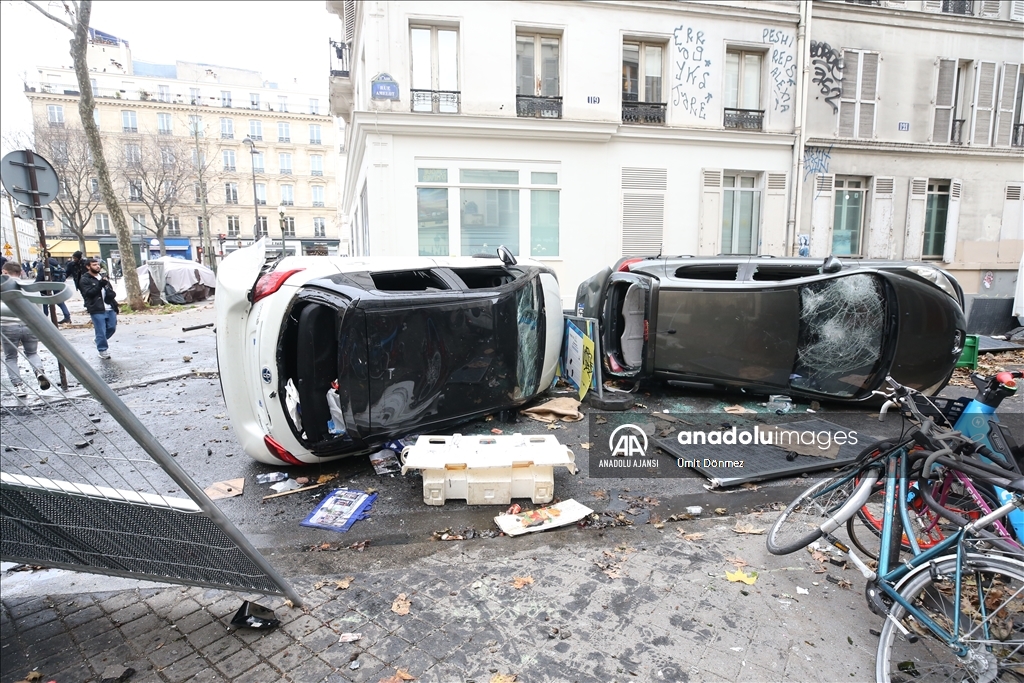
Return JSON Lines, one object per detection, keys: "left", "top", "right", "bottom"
{"left": 33, "top": 120, "right": 101, "bottom": 254}
{"left": 26, "top": 0, "right": 145, "bottom": 310}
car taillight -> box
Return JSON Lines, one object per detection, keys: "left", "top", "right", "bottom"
{"left": 617, "top": 258, "right": 644, "bottom": 272}
{"left": 252, "top": 268, "right": 305, "bottom": 303}
{"left": 264, "top": 435, "right": 304, "bottom": 465}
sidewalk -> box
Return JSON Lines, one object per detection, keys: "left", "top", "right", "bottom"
{"left": 1, "top": 515, "right": 876, "bottom": 683}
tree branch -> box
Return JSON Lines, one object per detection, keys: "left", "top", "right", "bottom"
{"left": 25, "top": 0, "right": 74, "bottom": 30}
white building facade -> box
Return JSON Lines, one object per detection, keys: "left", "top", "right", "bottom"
{"left": 329, "top": 0, "right": 1022, "bottom": 325}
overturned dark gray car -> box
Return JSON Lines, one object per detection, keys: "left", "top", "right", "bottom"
{"left": 576, "top": 256, "right": 966, "bottom": 401}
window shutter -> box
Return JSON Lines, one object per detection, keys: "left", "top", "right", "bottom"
{"left": 859, "top": 53, "right": 879, "bottom": 139}
{"left": 621, "top": 167, "right": 667, "bottom": 257}
{"left": 923, "top": 0, "right": 942, "bottom": 11}
{"left": 999, "top": 183, "right": 1023, "bottom": 259}
{"left": 903, "top": 177, "right": 928, "bottom": 261}
{"left": 838, "top": 51, "right": 859, "bottom": 137}
{"left": 884, "top": 0, "right": 907, "bottom": 7}
{"left": 995, "top": 63, "right": 1022, "bottom": 146}
{"left": 932, "top": 59, "right": 957, "bottom": 143}
{"left": 942, "top": 179, "right": 962, "bottom": 263}
{"left": 810, "top": 173, "right": 835, "bottom": 258}
{"left": 866, "top": 177, "right": 896, "bottom": 259}
{"left": 343, "top": 0, "right": 356, "bottom": 42}
{"left": 762, "top": 173, "right": 788, "bottom": 256}
{"left": 979, "top": 0, "right": 1002, "bottom": 16}
{"left": 1013, "top": 0, "right": 1024, "bottom": 21}
{"left": 971, "top": 61, "right": 998, "bottom": 146}
{"left": 698, "top": 169, "right": 723, "bottom": 255}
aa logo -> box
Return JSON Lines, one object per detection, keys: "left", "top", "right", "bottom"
{"left": 609, "top": 424, "right": 648, "bottom": 457}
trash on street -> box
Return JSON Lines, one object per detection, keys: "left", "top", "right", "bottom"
{"left": 269, "top": 478, "right": 301, "bottom": 493}
{"left": 520, "top": 396, "right": 584, "bottom": 423}
{"left": 493, "top": 499, "right": 593, "bottom": 536}
{"left": 256, "top": 472, "right": 288, "bottom": 484}
{"left": 300, "top": 488, "right": 377, "bottom": 532}
{"left": 230, "top": 601, "right": 280, "bottom": 629}
{"left": 204, "top": 478, "right": 244, "bottom": 500}
{"left": 369, "top": 448, "right": 401, "bottom": 475}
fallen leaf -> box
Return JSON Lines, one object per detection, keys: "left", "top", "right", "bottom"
{"left": 726, "top": 556, "right": 749, "bottom": 568}
{"left": 313, "top": 580, "right": 326, "bottom": 590}
{"left": 335, "top": 576, "right": 354, "bottom": 590}
{"left": 580, "top": 442, "right": 591, "bottom": 450}
{"left": 490, "top": 675, "right": 517, "bottom": 683}
{"left": 726, "top": 569, "right": 758, "bottom": 585}
{"left": 595, "top": 415, "right": 608, "bottom": 424}
{"left": 546, "top": 423, "right": 562, "bottom": 430}
{"left": 512, "top": 576, "right": 534, "bottom": 589}
{"left": 714, "top": 507, "right": 728, "bottom": 515}
{"left": 348, "top": 539, "right": 370, "bottom": 552}
{"left": 316, "top": 474, "right": 337, "bottom": 484}
{"left": 391, "top": 593, "right": 411, "bottom": 615}
{"left": 591, "top": 490, "right": 608, "bottom": 499}
{"left": 809, "top": 549, "right": 829, "bottom": 563}
{"left": 678, "top": 530, "right": 704, "bottom": 541}
{"left": 378, "top": 671, "right": 417, "bottom": 683}
{"left": 740, "top": 482, "right": 760, "bottom": 491}
{"left": 732, "top": 521, "right": 766, "bottom": 535}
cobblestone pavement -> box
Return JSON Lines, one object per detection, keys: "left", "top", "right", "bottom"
{"left": 1, "top": 514, "right": 876, "bottom": 683}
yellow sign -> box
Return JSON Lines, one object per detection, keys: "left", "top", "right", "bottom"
{"left": 2, "top": 243, "right": 11, "bottom": 256}
{"left": 580, "top": 333, "right": 595, "bottom": 401}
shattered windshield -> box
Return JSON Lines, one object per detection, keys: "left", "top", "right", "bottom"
{"left": 790, "top": 274, "right": 887, "bottom": 397}
{"left": 515, "top": 277, "right": 542, "bottom": 399}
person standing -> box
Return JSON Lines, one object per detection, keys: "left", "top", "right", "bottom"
{"left": 78, "top": 257, "right": 118, "bottom": 359}
{"left": 1, "top": 262, "right": 51, "bottom": 396}
{"left": 64, "top": 251, "right": 85, "bottom": 291}
{"left": 36, "top": 255, "right": 71, "bottom": 324}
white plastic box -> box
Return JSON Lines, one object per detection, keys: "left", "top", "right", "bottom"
{"left": 400, "top": 433, "right": 577, "bottom": 506}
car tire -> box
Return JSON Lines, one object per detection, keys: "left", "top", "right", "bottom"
{"left": 585, "top": 392, "right": 635, "bottom": 411}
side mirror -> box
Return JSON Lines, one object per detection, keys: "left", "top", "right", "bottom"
{"left": 821, "top": 255, "right": 842, "bottom": 274}
{"left": 497, "top": 245, "right": 517, "bottom": 266}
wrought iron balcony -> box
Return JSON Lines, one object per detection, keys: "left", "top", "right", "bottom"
{"left": 278, "top": 137, "right": 290, "bottom": 143}
{"left": 411, "top": 90, "right": 461, "bottom": 114}
{"left": 221, "top": 132, "right": 233, "bottom": 140}
{"left": 724, "top": 108, "right": 765, "bottom": 130}
{"left": 1013, "top": 124, "right": 1024, "bottom": 148}
{"left": 313, "top": 201, "right": 325, "bottom": 207}
{"left": 942, "top": 0, "right": 973, "bottom": 14}
{"left": 123, "top": 126, "right": 138, "bottom": 133}
{"left": 159, "top": 129, "right": 173, "bottom": 135}
{"left": 48, "top": 120, "right": 64, "bottom": 128}
{"left": 309, "top": 138, "right": 322, "bottom": 145}
{"left": 223, "top": 165, "right": 236, "bottom": 172}
{"left": 516, "top": 95, "right": 562, "bottom": 119}
{"left": 330, "top": 39, "right": 351, "bottom": 78}
{"left": 249, "top": 134, "right": 262, "bottom": 141}
{"left": 951, "top": 118, "right": 966, "bottom": 145}
{"left": 311, "top": 170, "right": 323, "bottom": 176}
{"left": 621, "top": 101, "right": 666, "bottom": 125}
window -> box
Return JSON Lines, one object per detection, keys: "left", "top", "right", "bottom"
{"left": 167, "top": 216, "right": 180, "bottom": 236}
{"left": 47, "top": 104, "right": 64, "bottom": 125}
{"left": 281, "top": 216, "right": 295, "bottom": 237}
{"left": 252, "top": 153, "right": 265, "bottom": 173}
{"left": 942, "top": 0, "right": 974, "bottom": 15}
{"left": 256, "top": 215, "right": 268, "bottom": 236}
{"left": 311, "top": 185, "right": 325, "bottom": 206}
{"left": 721, "top": 174, "right": 761, "bottom": 255}
{"left": 255, "top": 183, "right": 267, "bottom": 204}
{"left": 227, "top": 215, "right": 240, "bottom": 237}
{"left": 309, "top": 98, "right": 320, "bottom": 114}
{"left": 59, "top": 215, "right": 73, "bottom": 235}
{"left": 131, "top": 213, "right": 147, "bottom": 235}
{"left": 160, "top": 147, "right": 174, "bottom": 167}
{"left": 220, "top": 117, "right": 234, "bottom": 139}
{"left": 188, "top": 115, "right": 203, "bottom": 137}
{"left": 158, "top": 84, "right": 171, "bottom": 102}
{"left": 95, "top": 213, "right": 110, "bottom": 235}
{"left": 309, "top": 124, "right": 322, "bottom": 144}
{"left": 531, "top": 186, "right": 559, "bottom": 257}
{"left": 724, "top": 49, "right": 764, "bottom": 129}
{"left": 225, "top": 182, "right": 239, "bottom": 204}
{"left": 279, "top": 153, "right": 292, "bottom": 174}
{"left": 622, "top": 42, "right": 665, "bottom": 124}
{"left": 249, "top": 120, "right": 262, "bottom": 140}
{"left": 157, "top": 112, "right": 172, "bottom": 134}
{"left": 280, "top": 184, "right": 294, "bottom": 205}
{"left": 122, "top": 110, "right": 138, "bottom": 133}
{"left": 221, "top": 90, "right": 232, "bottom": 108}
{"left": 51, "top": 141, "right": 69, "bottom": 164}
{"left": 250, "top": 93, "right": 260, "bottom": 110}
{"left": 191, "top": 149, "right": 205, "bottom": 168}
{"left": 832, "top": 178, "right": 867, "bottom": 256}
{"left": 997, "top": 63, "right": 1023, "bottom": 147}
{"left": 310, "top": 155, "right": 324, "bottom": 176}
{"left": 190, "top": 87, "right": 201, "bottom": 105}
{"left": 410, "top": 26, "right": 460, "bottom": 113}
{"left": 162, "top": 180, "right": 175, "bottom": 199}
{"left": 129, "top": 180, "right": 143, "bottom": 202}
{"left": 90, "top": 178, "right": 100, "bottom": 198}
{"left": 125, "top": 143, "right": 141, "bottom": 164}
{"left": 194, "top": 182, "right": 207, "bottom": 203}
{"left": 278, "top": 121, "right": 290, "bottom": 142}
{"left": 417, "top": 172, "right": 449, "bottom": 256}
{"left": 838, "top": 50, "right": 879, "bottom": 138}
{"left": 277, "top": 95, "right": 288, "bottom": 112}
{"left": 933, "top": 59, "right": 972, "bottom": 144}
{"left": 313, "top": 216, "right": 326, "bottom": 237}
{"left": 459, "top": 170, "right": 520, "bottom": 256}
{"left": 923, "top": 181, "right": 949, "bottom": 257}
{"left": 223, "top": 149, "right": 236, "bottom": 171}
{"left": 516, "top": 33, "right": 561, "bottom": 118}
{"left": 90, "top": 78, "right": 97, "bottom": 96}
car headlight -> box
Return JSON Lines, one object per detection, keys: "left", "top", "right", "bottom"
{"left": 907, "top": 265, "right": 957, "bottom": 300}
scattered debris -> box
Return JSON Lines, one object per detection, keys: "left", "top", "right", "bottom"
{"left": 494, "top": 499, "right": 593, "bottom": 536}
{"left": 338, "top": 633, "right": 362, "bottom": 643}
{"left": 521, "top": 397, "right": 584, "bottom": 423}
{"left": 491, "top": 428, "right": 503, "bottom": 435}
{"left": 685, "top": 505, "right": 703, "bottom": 516}
{"left": 732, "top": 520, "right": 766, "bottom": 535}
{"left": 650, "top": 514, "right": 664, "bottom": 529}
{"left": 269, "top": 478, "right": 301, "bottom": 493}
{"left": 256, "top": 472, "right": 288, "bottom": 484}
{"left": 724, "top": 405, "right": 756, "bottom": 415}
{"left": 578, "top": 511, "right": 634, "bottom": 529}
{"left": 379, "top": 671, "right": 417, "bottom": 683}
{"left": 432, "top": 526, "right": 501, "bottom": 541}
{"left": 350, "top": 660, "right": 360, "bottom": 670}
{"left": 230, "top": 601, "right": 280, "bottom": 629}
{"left": 348, "top": 539, "right": 371, "bottom": 552}
{"left": 726, "top": 569, "right": 758, "bottom": 585}
{"left": 391, "top": 593, "right": 411, "bottom": 616}
{"left": 714, "top": 507, "right": 728, "bottom": 516}
{"left": 825, "top": 574, "right": 852, "bottom": 589}
{"left": 726, "top": 557, "right": 750, "bottom": 569}
{"left": 678, "top": 531, "right": 705, "bottom": 542}
{"left": 316, "top": 577, "right": 354, "bottom": 591}
{"left": 580, "top": 442, "right": 591, "bottom": 450}
{"left": 796, "top": 586, "right": 809, "bottom": 595}
{"left": 204, "top": 478, "right": 244, "bottom": 500}
{"left": 512, "top": 576, "right": 534, "bottom": 589}
{"left": 490, "top": 674, "right": 517, "bottom": 683}
{"left": 370, "top": 449, "right": 402, "bottom": 475}
{"left": 317, "top": 474, "right": 338, "bottom": 484}
{"left": 301, "top": 489, "right": 377, "bottom": 533}
{"left": 594, "top": 415, "right": 608, "bottom": 424}
{"left": 99, "top": 666, "right": 135, "bottom": 683}
{"left": 590, "top": 489, "right": 608, "bottom": 499}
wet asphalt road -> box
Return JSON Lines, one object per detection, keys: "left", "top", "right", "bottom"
{"left": 14, "top": 295, "right": 1024, "bottom": 581}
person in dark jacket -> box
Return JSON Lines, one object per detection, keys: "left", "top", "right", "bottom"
{"left": 64, "top": 251, "right": 85, "bottom": 291}
{"left": 78, "top": 257, "right": 118, "bottom": 359}
{"left": 36, "top": 255, "right": 71, "bottom": 324}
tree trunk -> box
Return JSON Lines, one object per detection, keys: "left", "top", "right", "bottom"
{"left": 78, "top": 236, "right": 87, "bottom": 253}
{"left": 159, "top": 230, "right": 167, "bottom": 257}
{"left": 69, "top": 1, "right": 145, "bottom": 309}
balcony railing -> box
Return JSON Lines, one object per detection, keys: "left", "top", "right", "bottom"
{"left": 942, "top": 0, "right": 973, "bottom": 14}
{"left": 48, "top": 120, "right": 64, "bottom": 128}
{"left": 724, "top": 108, "right": 765, "bottom": 131}
{"left": 221, "top": 132, "right": 234, "bottom": 139}
{"left": 158, "top": 129, "right": 173, "bottom": 135}
{"left": 280, "top": 168, "right": 293, "bottom": 175}
{"left": 516, "top": 95, "right": 562, "bottom": 119}
{"left": 330, "top": 39, "right": 351, "bottom": 78}
{"left": 411, "top": 90, "right": 461, "bottom": 114}
{"left": 622, "top": 101, "right": 666, "bottom": 125}
{"left": 313, "top": 201, "right": 325, "bottom": 207}
{"left": 280, "top": 200, "right": 294, "bottom": 206}
{"left": 1012, "top": 123, "right": 1024, "bottom": 148}
{"left": 951, "top": 118, "right": 966, "bottom": 145}
{"left": 224, "top": 165, "right": 236, "bottom": 172}
{"left": 278, "top": 137, "right": 290, "bottom": 143}
{"left": 123, "top": 126, "right": 138, "bottom": 133}
{"left": 253, "top": 167, "right": 265, "bottom": 174}
{"left": 310, "top": 138, "right": 322, "bottom": 145}
{"left": 249, "top": 134, "right": 262, "bottom": 141}
{"left": 311, "top": 170, "right": 323, "bottom": 176}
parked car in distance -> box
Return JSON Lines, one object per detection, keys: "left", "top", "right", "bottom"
{"left": 576, "top": 255, "right": 966, "bottom": 401}
{"left": 217, "top": 241, "right": 563, "bottom": 465}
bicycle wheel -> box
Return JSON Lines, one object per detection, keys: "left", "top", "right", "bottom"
{"left": 876, "top": 554, "right": 1024, "bottom": 682}
{"left": 766, "top": 470, "right": 863, "bottom": 555}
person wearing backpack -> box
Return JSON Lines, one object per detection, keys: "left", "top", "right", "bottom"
{"left": 35, "top": 255, "right": 71, "bottom": 325}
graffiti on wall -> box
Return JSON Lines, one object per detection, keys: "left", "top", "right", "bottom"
{"left": 763, "top": 29, "right": 796, "bottom": 113}
{"left": 809, "top": 41, "right": 843, "bottom": 113}
{"left": 803, "top": 145, "right": 833, "bottom": 182}
{"left": 671, "top": 24, "right": 712, "bottom": 120}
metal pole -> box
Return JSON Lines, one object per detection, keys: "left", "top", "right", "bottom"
{"left": 4, "top": 191, "right": 23, "bottom": 264}
{"left": 0, "top": 277, "right": 303, "bottom": 606}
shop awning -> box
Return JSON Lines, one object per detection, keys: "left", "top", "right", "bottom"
{"left": 44, "top": 240, "right": 100, "bottom": 258}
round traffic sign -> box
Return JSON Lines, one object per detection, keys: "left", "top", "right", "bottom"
{"left": 0, "top": 150, "right": 60, "bottom": 208}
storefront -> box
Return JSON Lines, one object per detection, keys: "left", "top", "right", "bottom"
{"left": 148, "top": 238, "right": 193, "bottom": 260}
{"left": 43, "top": 239, "right": 101, "bottom": 259}
{"left": 98, "top": 237, "right": 144, "bottom": 265}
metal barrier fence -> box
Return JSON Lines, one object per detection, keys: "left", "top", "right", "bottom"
{"left": 0, "top": 276, "right": 300, "bottom": 604}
